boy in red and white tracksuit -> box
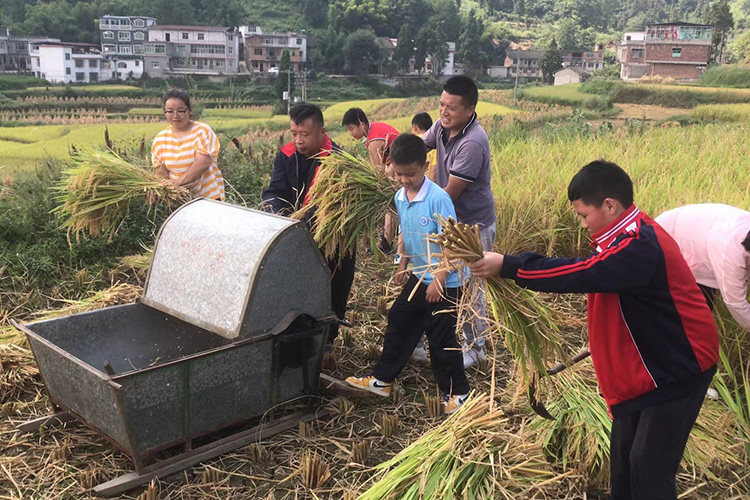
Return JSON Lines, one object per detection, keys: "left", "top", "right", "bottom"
{"left": 471, "top": 160, "right": 718, "bottom": 500}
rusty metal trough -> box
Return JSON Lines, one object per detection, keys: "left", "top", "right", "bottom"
{"left": 14, "top": 199, "right": 337, "bottom": 495}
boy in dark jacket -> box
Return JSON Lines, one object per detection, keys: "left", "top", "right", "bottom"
{"left": 470, "top": 160, "right": 718, "bottom": 500}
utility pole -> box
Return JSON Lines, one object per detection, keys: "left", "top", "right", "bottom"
{"left": 513, "top": 52, "right": 520, "bottom": 107}
{"left": 287, "top": 67, "right": 292, "bottom": 115}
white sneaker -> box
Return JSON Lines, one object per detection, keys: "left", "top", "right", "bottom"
{"left": 463, "top": 347, "right": 486, "bottom": 368}
{"left": 706, "top": 388, "right": 720, "bottom": 400}
{"left": 411, "top": 345, "right": 428, "bottom": 362}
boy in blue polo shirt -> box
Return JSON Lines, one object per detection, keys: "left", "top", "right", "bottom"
{"left": 345, "top": 134, "right": 469, "bottom": 413}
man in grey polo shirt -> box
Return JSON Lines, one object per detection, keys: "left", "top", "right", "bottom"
{"left": 422, "top": 75, "right": 496, "bottom": 368}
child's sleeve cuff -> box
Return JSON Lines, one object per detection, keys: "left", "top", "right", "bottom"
{"left": 500, "top": 254, "right": 521, "bottom": 279}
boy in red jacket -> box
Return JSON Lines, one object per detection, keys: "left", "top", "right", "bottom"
{"left": 470, "top": 160, "right": 718, "bottom": 500}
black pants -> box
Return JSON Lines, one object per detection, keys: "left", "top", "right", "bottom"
{"left": 372, "top": 274, "right": 469, "bottom": 396}
{"left": 609, "top": 374, "right": 713, "bottom": 500}
{"left": 699, "top": 284, "right": 716, "bottom": 312}
{"left": 326, "top": 248, "right": 356, "bottom": 344}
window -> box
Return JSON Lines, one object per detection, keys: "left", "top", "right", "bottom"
{"left": 103, "top": 44, "right": 116, "bottom": 53}
{"left": 118, "top": 31, "right": 131, "bottom": 41}
{"left": 66, "top": 67, "right": 71, "bottom": 75}
{"left": 252, "top": 60, "right": 258, "bottom": 68}
{"left": 182, "top": 32, "right": 189, "bottom": 40}
{"left": 217, "top": 60, "right": 224, "bottom": 67}
{"left": 254, "top": 48, "right": 262, "bottom": 55}
{"left": 190, "top": 44, "right": 224, "bottom": 55}
{"left": 631, "top": 48, "right": 643, "bottom": 58}
{"left": 133, "top": 45, "right": 143, "bottom": 55}
{"left": 228, "top": 35, "right": 233, "bottom": 41}
{"left": 299, "top": 51, "right": 303, "bottom": 59}
{"left": 672, "top": 47, "right": 682, "bottom": 57}
{"left": 151, "top": 61, "right": 159, "bottom": 68}
{"left": 133, "top": 32, "right": 144, "bottom": 41}
{"left": 135, "top": 60, "right": 140, "bottom": 66}
{"left": 144, "top": 44, "right": 166, "bottom": 54}
{"left": 65, "top": 53, "right": 71, "bottom": 61}
{"left": 117, "top": 62, "right": 127, "bottom": 68}
{"left": 165, "top": 33, "right": 171, "bottom": 42}
{"left": 228, "top": 47, "right": 233, "bottom": 55}
{"left": 120, "top": 45, "right": 133, "bottom": 54}
{"left": 75, "top": 59, "right": 84, "bottom": 68}
{"left": 228, "top": 60, "right": 233, "bottom": 68}
{"left": 176, "top": 45, "right": 187, "bottom": 53}
{"left": 133, "top": 19, "right": 145, "bottom": 28}
{"left": 296, "top": 38, "right": 302, "bottom": 45}
{"left": 76, "top": 72, "right": 85, "bottom": 81}
{"left": 197, "top": 33, "right": 204, "bottom": 40}
{"left": 89, "top": 72, "right": 98, "bottom": 81}
{"left": 102, "top": 31, "right": 114, "bottom": 40}
{"left": 89, "top": 59, "right": 98, "bottom": 68}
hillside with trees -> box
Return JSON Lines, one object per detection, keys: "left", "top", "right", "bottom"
{"left": 2, "top": 0, "right": 749, "bottom": 71}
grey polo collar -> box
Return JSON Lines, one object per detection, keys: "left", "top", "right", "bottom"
{"left": 440, "top": 112, "right": 478, "bottom": 141}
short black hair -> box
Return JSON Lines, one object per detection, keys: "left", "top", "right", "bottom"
{"left": 290, "top": 102, "right": 324, "bottom": 127}
{"left": 443, "top": 75, "right": 478, "bottom": 108}
{"left": 742, "top": 231, "right": 750, "bottom": 252}
{"left": 411, "top": 112, "right": 433, "bottom": 132}
{"left": 567, "top": 160, "right": 634, "bottom": 207}
{"left": 342, "top": 107, "right": 368, "bottom": 127}
{"left": 389, "top": 133, "right": 427, "bottom": 167}
{"left": 163, "top": 88, "right": 191, "bottom": 110}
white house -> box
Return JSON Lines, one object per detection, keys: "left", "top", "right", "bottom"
{"left": 554, "top": 66, "right": 591, "bottom": 85}
{"left": 99, "top": 15, "right": 157, "bottom": 79}
{"left": 143, "top": 25, "right": 240, "bottom": 77}
{"left": 30, "top": 42, "right": 103, "bottom": 83}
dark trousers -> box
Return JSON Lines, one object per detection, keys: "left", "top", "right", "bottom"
{"left": 326, "top": 249, "right": 356, "bottom": 344}
{"left": 609, "top": 374, "right": 712, "bottom": 500}
{"left": 372, "top": 274, "right": 469, "bottom": 396}
{"left": 699, "top": 284, "right": 716, "bottom": 312}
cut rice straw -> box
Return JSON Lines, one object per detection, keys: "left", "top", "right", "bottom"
{"left": 53, "top": 149, "right": 192, "bottom": 242}
{"left": 428, "top": 215, "right": 566, "bottom": 400}
{"left": 292, "top": 149, "right": 396, "bottom": 259}
{"left": 356, "top": 393, "right": 563, "bottom": 500}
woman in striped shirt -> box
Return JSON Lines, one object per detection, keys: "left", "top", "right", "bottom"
{"left": 151, "top": 89, "right": 225, "bottom": 201}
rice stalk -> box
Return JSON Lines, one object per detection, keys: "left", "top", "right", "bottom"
{"left": 30, "top": 282, "right": 142, "bottom": 322}
{"left": 53, "top": 149, "right": 192, "bottom": 242}
{"left": 358, "top": 393, "right": 559, "bottom": 500}
{"left": 300, "top": 450, "right": 331, "bottom": 490}
{"left": 352, "top": 441, "right": 370, "bottom": 465}
{"left": 428, "top": 215, "right": 566, "bottom": 398}
{"left": 292, "top": 149, "right": 396, "bottom": 259}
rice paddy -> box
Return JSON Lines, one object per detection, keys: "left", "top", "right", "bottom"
{"left": 2, "top": 90, "right": 750, "bottom": 499}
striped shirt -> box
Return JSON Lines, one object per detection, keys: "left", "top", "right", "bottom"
{"left": 151, "top": 121, "right": 225, "bottom": 200}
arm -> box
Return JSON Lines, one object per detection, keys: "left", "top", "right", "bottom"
{"left": 262, "top": 151, "right": 294, "bottom": 215}
{"left": 173, "top": 153, "right": 212, "bottom": 187}
{"left": 717, "top": 257, "right": 750, "bottom": 330}
{"left": 445, "top": 140, "right": 485, "bottom": 200}
{"left": 472, "top": 233, "right": 660, "bottom": 295}
{"left": 422, "top": 122, "right": 437, "bottom": 150}
{"left": 425, "top": 269, "right": 447, "bottom": 303}
{"left": 443, "top": 176, "right": 469, "bottom": 202}
{"left": 394, "top": 255, "right": 411, "bottom": 286}
{"left": 367, "top": 140, "right": 388, "bottom": 174}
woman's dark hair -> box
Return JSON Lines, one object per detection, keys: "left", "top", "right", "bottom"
{"left": 411, "top": 112, "right": 433, "bottom": 132}
{"left": 342, "top": 107, "right": 369, "bottom": 127}
{"left": 290, "top": 102, "right": 324, "bottom": 126}
{"left": 567, "top": 160, "right": 634, "bottom": 207}
{"left": 389, "top": 133, "right": 427, "bottom": 167}
{"left": 163, "top": 88, "right": 191, "bottom": 110}
{"left": 443, "top": 75, "right": 479, "bottom": 108}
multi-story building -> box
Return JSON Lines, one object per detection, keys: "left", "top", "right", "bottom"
{"left": 143, "top": 25, "right": 240, "bottom": 77}
{"left": 617, "top": 31, "right": 647, "bottom": 80}
{"left": 99, "top": 15, "right": 157, "bottom": 79}
{"left": 505, "top": 45, "right": 604, "bottom": 79}
{"left": 0, "top": 27, "right": 59, "bottom": 72}
{"left": 618, "top": 23, "right": 712, "bottom": 81}
{"left": 562, "top": 44, "right": 605, "bottom": 72}
{"left": 29, "top": 42, "right": 103, "bottom": 83}
{"left": 243, "top": 26, "right": 307, "bottom": 73}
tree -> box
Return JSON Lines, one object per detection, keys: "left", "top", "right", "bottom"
{"left": 431, "top": 0, "right": 461, "bottom": 42}
{"left": 393, "top": 24, "right": 415, "bottom": 73}
{"left": 152, "top": 0, "right": 195, "bottom": 25}
{"left": 276, "top": 50, "right": 296, "bottom": 101}
{"left": 729, "top": 29, "right": 750, "bottom": 63}
{"left": 707, "top": 0, "right": 734, "bottom": 62}
{"left": 310, "top": 26, "right": 346, "bottom": 73}
{"left": 199, "top": 0, "right": 248, "bottom": 27}
{"left": 416, "top": 25, "right": 448, "bottom": 75}
{"left": 556, "top": 18, "right": 582, "bottom": 50}
{"left": 297, "top": 0, "right": 329, "bottom": 29}
{"left": 539, "top": 37, "right": 563, "bottom": 84}
{"left": 458, "top": 9, "right": 489, "bottom": 76}
{"left": 328, "top": 0, "right": 389, "bottom": 35}
{"left": 343, "top": 29, "right": 383, "bottom": 74}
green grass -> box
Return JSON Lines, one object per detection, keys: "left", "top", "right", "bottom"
{"left": 613, "top": 83, "right": 750, "bottom": 108}
{"left": 520, "top": 84, "right": 612, "bottom": 110}
{"left": 699, "top": 64, "right": 750, "bottom": 88}
{"left": 692, "top": 103, "right": 750, "bottom": 122}
{"left": 127, "top": 107, "right": 273, "bottom": 119}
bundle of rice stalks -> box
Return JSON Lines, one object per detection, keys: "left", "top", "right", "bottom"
{"left": 524, "top": 362, "right": 611, "bottom": 489}
{"left": 292, "top": 149, "right": 395, "bottom": 259}
{"left": 428, "top": 215, "right": 566, "bottom": 397}
{"left": 31, "top": 282, "right": 142, "bottom": 321}
{"left": 357, "top": 394, "right": 560, "bottom": 500}
{"left": 524, "top": 362, "right": 742, "bottom": 489}
{"left": 54, "top": 149, "right": 192, "bottom": 241}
